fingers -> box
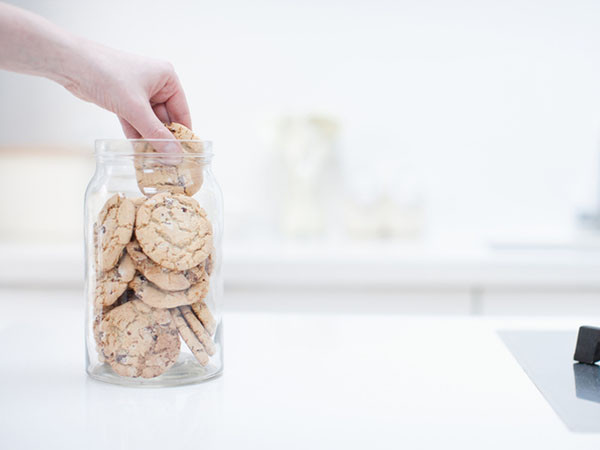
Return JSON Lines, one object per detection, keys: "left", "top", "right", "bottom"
{"left": 119, "top": 118, "right": 141, "bottom": 139}
{"left": 128, "top": 102, "right": 173, "bottom": 139}
{"left": 115, "top": 64, "right": 190, "bottom": 155}
{"left": 124, "top": 101, "right": 181, "bottom": 154}
{"left": 164, "top": 78, "right": 192, "bottom": 130}
{"left": 152, "top": 103, "right": 171, "bottom": 124}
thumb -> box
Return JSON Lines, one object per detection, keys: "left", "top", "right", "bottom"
{"left": 126, "top": 103, "right": 181, "bottom": 154}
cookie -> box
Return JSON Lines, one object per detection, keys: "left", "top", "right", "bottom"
{"left": 126, "top": 239, "right": 206, "bottom": 291}
{"left": 94, "top": 288, "right": 133, "bottom": 318}
{"left": 93, "top": 314, "right": 105, "bottom": 363}
{"left": 204, "top": 248, "right": 215, "bottom": 276}
{"left": 132, "top": 197, "right": 146, "bottom": 210}
{"left": 94, "top": 253, "right": 136, "bottom": 311}
{"left": 190, "top": 300, "right": 216, "bottom": 336}
{"left": 129, "top": 273, "right": 209, "bottom": 308}
{"left": 97, "top": 300, "right": 181, "bottom": 378}
{"left": 95, "top": 194, "right": 136, "bottom": 271}
{"left": 135, "top": 193, "right": 213, "bottom": 271}
{"left": 165, "top": 122, "right": 200, "bottom": 141}
{"left": 93, "top": 290, "right": 133, "bottom": 362}
{"left": 179, "top": 305, "right": 215, "bottom": 355}
{"left": 185, "top": 263, "right": 208, "bottom": 285}
{"left": 133, "top": 122, "right": 204, "bottom": 196}
{"left": 170, "top": 308, "right": 209, "bottom": 366}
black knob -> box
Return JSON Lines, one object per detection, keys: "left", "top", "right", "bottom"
{"left": 574, "top": 326, "right": 600, "bottom": 364}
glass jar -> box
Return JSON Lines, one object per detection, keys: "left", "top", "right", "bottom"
{"left": 85, "top": 139, "right": 223, "bottom": 387}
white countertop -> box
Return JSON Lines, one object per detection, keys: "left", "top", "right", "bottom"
{"left": 0, "top": 288, "right": 599, "bottom": 449}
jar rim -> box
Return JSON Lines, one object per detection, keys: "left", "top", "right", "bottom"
{"left": 94, "top": 139, "right": 213, "bottom": 160}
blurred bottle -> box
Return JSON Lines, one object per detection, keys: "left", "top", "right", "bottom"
{"left": 344, "top": 155, "right": 425, "bottom": 240}
{"left": 272, "top": 115, "right": 340, "bottom": 238}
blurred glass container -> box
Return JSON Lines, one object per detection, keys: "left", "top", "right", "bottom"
{"left": 345, "top": 193, "right": 425, "bottom": 239}
{"left": 273, "top": 115, "right": 340, "bottom": 237}
{"left": 344, "top": 154, "right": 425, "bottom": 240}
{"left": 85, "top": 139, "right": 223, "bottom": 387}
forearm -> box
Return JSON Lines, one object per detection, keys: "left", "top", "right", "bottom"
{"left": 0, "top": 2, "right": 191, "bottom": 143}
{"left": 0, "top": 2, "right": 84, "bottom": 87}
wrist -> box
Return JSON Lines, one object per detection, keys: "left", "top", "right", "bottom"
{"left": 46, "top": 33, "right": 87, "bottom": 87}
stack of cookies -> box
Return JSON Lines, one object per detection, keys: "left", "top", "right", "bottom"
{"left": 92, "top": 123, "right": 217, "bottom": 379}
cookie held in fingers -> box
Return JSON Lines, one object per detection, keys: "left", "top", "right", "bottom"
{"left": 98, "top": 300, "right": 181, "bottom": 378}
{"left": 165, "top": 122, "right": 201, "bottom": 142}
{"left": 171, "top": 308, "right": 209, "bottom": 366}
{"left": 179, "top": 305, "right": 215, "bottom": 356}
{"left": 135, "top": 192, "right": 213, "bottom": 271}
{"left": 129, "top": 273, "right": 209, "bottom": 308}
{"left": 94, "top": 253, "right": 136, "bottom": 311}
{"left": 190, "top": 300, "right": 216, "bottom": 336}
{"left": 126, "top": 239, "right": 207, "bottom": 291}
{"left": 133, "top": 122, "right": 205, "bottom": 196}
{"left": 95, "top": 194, "right": 136, "bottom": 271}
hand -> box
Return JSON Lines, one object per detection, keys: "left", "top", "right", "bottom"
{"left": 0, "top": 3, "right": 190, "bottom": 152}
{"left": 63, "top": 40, "right": 191, "bottom": 152}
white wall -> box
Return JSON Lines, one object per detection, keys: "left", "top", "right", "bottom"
{"left": 2, "top": 0, "right": 600, "bottom": 243}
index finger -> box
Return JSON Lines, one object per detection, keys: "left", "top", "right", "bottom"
{"left": 165, "top": 80, "right": 192, "bottom": 130}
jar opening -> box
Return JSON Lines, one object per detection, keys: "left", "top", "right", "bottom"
{"left": 94, "top": 139, "right": 213, "bottom": 161}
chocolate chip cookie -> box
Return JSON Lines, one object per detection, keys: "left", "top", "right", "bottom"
{"left": 95, "top": 194, "right": 136, "bottom": 271}
{"left": 170, "top": 308, "right": 209, "bottom": 366}
{"left": 97, "top": 300, "right": 181, "bottom": 378}
{"left": 133, "top": 122, "right": 205, "bottom": 196}
{"left": 179, "top": 305, "right": 215, "bottom": 355}
{"left": 126, "top": 239, "right": 206, "bottom": 291}
{"left": 94, "top": 253, "right": 136, "bottom": 311}
{"left": 129, "top": 272, "right": 209, "bottom": 308}
{"left": 190, "top": 300, "right": 216, "bottom": 336}
{"left": 135, "top": 192, "right": 213, "bottom": 271}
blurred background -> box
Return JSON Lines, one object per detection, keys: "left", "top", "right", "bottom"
{"left": 2, "top": 0, "right": 600, "bottom": 315}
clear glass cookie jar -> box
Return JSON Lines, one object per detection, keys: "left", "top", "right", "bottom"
{"left": 85, "top": 137, "right": 223, "bottom": 387}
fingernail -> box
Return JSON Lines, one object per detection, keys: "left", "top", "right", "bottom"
{"left": 157, "top": 142, "right": 183, "bottom": 165}
{"left": 164, "top": 142, "right": 182, "bottom": 154}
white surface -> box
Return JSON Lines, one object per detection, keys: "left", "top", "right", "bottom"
{"left": 0, "top": 289, "right": 599, "bottom": 449}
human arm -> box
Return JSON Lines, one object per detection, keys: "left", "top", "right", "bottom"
{"left": 0, "top": 2, "right": 190, "bottom": 149}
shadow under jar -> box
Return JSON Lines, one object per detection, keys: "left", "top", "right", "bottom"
{"left": 85, "top": 139, "right": 223, "bottom": 387}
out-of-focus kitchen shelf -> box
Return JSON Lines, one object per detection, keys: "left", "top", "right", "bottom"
{"left": 225, "top": 240, "right": 600, "bottom": 290}
{"left": 2, "top": 240, "right": 600, "bottom": 290}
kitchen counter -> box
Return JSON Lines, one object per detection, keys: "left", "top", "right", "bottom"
{"left": 1, "top": 288, "right": 599, "bottom": 449}
{"left": 4, "top": 241, "right": 600, "bottom": 317}
{"left": 4, "top": 240, "right": 600, "bottom": 289}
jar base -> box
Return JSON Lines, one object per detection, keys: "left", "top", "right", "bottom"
{"left": 87, "top": 353, "right": 223, "bottom": 387}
